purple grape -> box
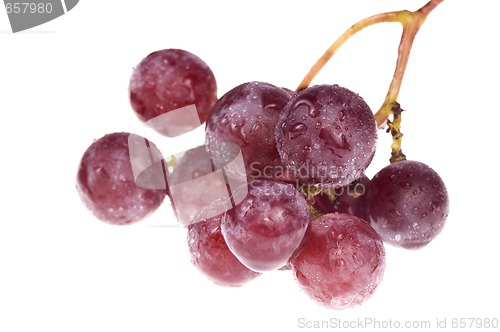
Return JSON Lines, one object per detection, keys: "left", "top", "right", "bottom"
{"left": 205, "top": 81, "right": 290, "bottom": 177}
{"left": 221, "top": 179, "right": 311, "bottom": 272}
{"left": 76, "top": 132, "right": 167, "bottom": 225}
{"left": 167, "top": 145, "right": 243, "bottom": 226}
{"left": 291, "top": 213, "right": 385, "bottom": 309}
{"left": 188, "top": 215, "right": 261, "bottom": 287}
{"left": 275, "top": 84, "right": 377, "bottom": 187}
{"left": 167, "top": 145, "right": 213, "bottom": 225}
{"left": 129, "top": 49, "right": 217, "bottom": 135}
{"left": 367, "top": 160, "right": 449, "bottom": 249}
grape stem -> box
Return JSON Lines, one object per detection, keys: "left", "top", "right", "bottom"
{"left": 387, "top": 103, "right": 407, "bottom": 163}
{"left": 296, "top": 0, "right": 443, "bottom": 128}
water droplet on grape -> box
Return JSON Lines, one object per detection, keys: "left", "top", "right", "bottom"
{"left": 395, "top": 234, "right": 402, "bottom": 241}
{"left": 288, "top": 123, "right": 307, "bottom": 139}
{"left": 335, "top": 258, "right": 346, "bottom": 269}
{"left": 351, "top": 252, "right": 359, "bottom": 263}
{"left": 308, "top": 106, "right": 320, "bottom": 118}
{"left": 339, "top": 110, "right": 345, "bottom": 121}
{"left": 250, "top": 122, "right": 262, "bottom": 134}
{"left": 280, "top": 121, "right": 287, "bottom": 133}
{"left": 402, "top": 182, "right": 412, "bottom": 189}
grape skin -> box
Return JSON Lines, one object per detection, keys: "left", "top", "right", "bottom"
{"left": 167, "top": 145, "right": 212, "bottom": 225}
{"left": 129, "top": 49, "right": 217, "bottom": 134}
{"left": 167, "top": 145, "right": 237, "bottom": 226}
{"left": 76, "top": 132, "right": 167, "bottom": 225}
{"left": 221, "top": 179, "right": 311, "bottom": 272}
{"left": 205, "top": 81, "right": 290, "bottom": 177}
{"left": 291, "top": 213, "right": 385, "bottom": 309}
{"left": 367, "top": 160, "right": 449, "bottom": 249}
{"left": 275, "top": 84, "right": 377, "bottom": 187}
{"left": 188, "top": 215, "right": 261, "bottom": 287}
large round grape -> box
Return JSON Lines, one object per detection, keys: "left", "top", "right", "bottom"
{"left": 76, "top": 132, "right": 167, "bottom": 225}
{"left": 367, "top": 160, "right": 449, "bottom": 249}
{"left": 129, "top": 49, "right": 217, "bottom": 134}
{"left": 188, "top": 215, "right": 261, "bottom": 287}
{"left": 275, "top": 84, "right": 377, "bottom": 186}
{"left": 205, "top": 81, "right": 290, "bottom": 177}
{"left": 291, "top": 213, "right": 385, "bottom": 310}
{"left": 221, "top": 179, "right": 311, "bottom": 272}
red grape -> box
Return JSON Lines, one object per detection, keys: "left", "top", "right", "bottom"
{"left": 76, "top": 132, "right": 167, "bottom": 225}
{"left": 276, "top": 84, "right": 377, "bottom": 187}
{"left": 367, "top": 160, "right": 449, "bottom": 249}
{"left": 129, "top": 49, "right": 217, "bottom": 136}
{"left": 188, "top": 215, "right": 261, "bottom": 287}
{"left": 291, "top": 213, "right": 385, "bottom": 309}
{"left": 221, "top": 179, "right": 311, "bottom": 272}
{"left": 167, "top": 145, "right": 247, "bottom": 226}
{"left": 205, "top": 81, "right": 290, "bottom": 177}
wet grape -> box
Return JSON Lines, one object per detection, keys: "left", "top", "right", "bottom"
{"left": 205, "top": 81, "right": 290, "bottom": 178}
{"left": 276, "top": 84, "right": 377, "bottom": 187}
{"left": 129, "top": 49, "right": 217, "bottom": 136}
{"left": 367, "top": 160, "right": 449, "bottom": 249}
{"left": 167, "top": 145, "right": 246, "bottom": 226}
{"left": 76, "top": 132, "right": 167, "bottom": 225}
{"left": 221, "top": 179, "right": 311, "bottom": 272}
{"left": 167, "top": 145, "right": 214, "bottom": 225}
{"left": 291, "top": 213, "right": 385, "bottom": 309}
{"left": 188, "top": 215, "right": 261, "bottom": 287}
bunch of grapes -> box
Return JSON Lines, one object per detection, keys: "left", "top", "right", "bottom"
{"left": 76, "top": 1, "right": 449, "bottom": 310}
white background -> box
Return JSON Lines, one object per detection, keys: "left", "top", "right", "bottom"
{"left": 1, "top": 1, "right": 499, "bottom": 331}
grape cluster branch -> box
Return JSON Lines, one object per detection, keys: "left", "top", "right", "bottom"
{"left": 296, "top": 0, "right": 443, "bottom": 129}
